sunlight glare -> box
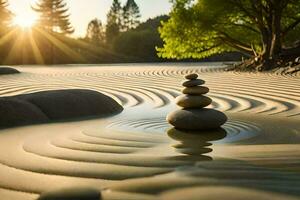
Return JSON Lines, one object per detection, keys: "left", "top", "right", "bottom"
{"left": 13, "top": 14, "right": 37, "bottom": 29}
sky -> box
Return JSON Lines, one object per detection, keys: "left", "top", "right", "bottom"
{"left": 8, "top": 0, "right": 172, "bottom": 37}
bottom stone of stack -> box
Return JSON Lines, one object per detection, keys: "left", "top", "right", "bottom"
{"left": 166, "top": 108, "right": 227, "bottom": 130}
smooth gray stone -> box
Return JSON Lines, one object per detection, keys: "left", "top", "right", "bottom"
{"left": 184, "top": 73, "right": 198, "bottom": 80}
{"left": 176, "top": 95, "right": 212, "bottom": 108}
{"left": 182, "top": 79, "right": 205, "bottom": 87}
{"left": 182, "top": 86, "right": 209, "bottom": 95}
{"left": 37, "top": 187, "right": 101, "bottom": 200}
{"left": 167, "top": 108, "right": 227, "bottom": 130}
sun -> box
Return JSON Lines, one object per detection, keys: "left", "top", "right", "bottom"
{"left": 13, "top": 14, "right": 37, "bottom": 29}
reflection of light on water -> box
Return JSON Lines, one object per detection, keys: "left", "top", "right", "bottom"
{"left": 167, "top": 128, "right": 227, "bottom": 158}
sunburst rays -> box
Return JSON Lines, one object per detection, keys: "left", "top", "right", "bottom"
{"left": 0, "top": 26, "right": 89, "bottom": 64}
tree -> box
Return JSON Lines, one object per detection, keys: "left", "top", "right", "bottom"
{"left": 122, "top": 0, "right": 141, "bottom": 31}
{"left": 86, "top": 18, "right": 105, "bottom": 44}
{"left": 106, "top": 0, "right": 122, "bottom": 44}
{"left": 158, "top": 0, "right": 300, "bottom": 70}
{"left": 32, "top": 0, "right": 74, "bottom": 34}
{"left": 0, "top": 0, "right": 12, "bottom": 33}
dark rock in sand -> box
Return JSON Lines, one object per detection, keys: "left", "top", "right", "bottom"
{"left": 184, "top": 73, "right": 198, "bottom": 80}
{"left": 182, "top": 79, "right": 205, "bottom": 87}
{"left": 37, "top": 187, "right": 101, "bottom": 200}
{"left": 17, "top": 89, "right": 123, "bottom": 120}
{"left": 176, "top": 95, "right": 212, "bottom": 108}
{"left": 0, "top": 99, "right": 49, "bottom": 128}
{"left": 0, "top": 89, "right": 123, "bottom": 128}
{"left": 0, "top": 67, "right": 20, "bottom": 75}
{"left": 167, "top": 108, "right": 227, "bottom": 130}
{"left": 182, "top": 86, "right": 209, "bottom": 95}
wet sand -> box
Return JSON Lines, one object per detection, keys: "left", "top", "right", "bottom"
{"left": 0, "top": 63, "right": 299, "bottom": 199}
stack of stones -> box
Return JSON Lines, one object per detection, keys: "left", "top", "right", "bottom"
{"left": 167, "top": 73, "right": 227, "bottom": 130}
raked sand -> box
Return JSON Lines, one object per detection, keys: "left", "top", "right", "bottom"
{"left": 0, "top": 63, "right": 299, "bottom": 200}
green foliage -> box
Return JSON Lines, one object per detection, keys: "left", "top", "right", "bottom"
{"left": 32, "top": 0, "right": 74, "bottom": 34}
{"left": 282, "top": 1, "right": 300, "bottom": 46}
{"left": 86, "top": 19, "right": 105, "bottom": 44}
{"left": 158, "top": 0, "right": 300, "bottom": 60}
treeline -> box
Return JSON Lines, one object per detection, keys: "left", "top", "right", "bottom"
{"left": 80, "top": 1, "right": 177, "bottom": 62}
{"left": 0, "top": 0, "right": 242, "bottom": 65}
{"left": 84, "top": 0, "right": 141, "bottom": 45}
{"left": 0, "top": 0, "right": 169, "bottom": 64}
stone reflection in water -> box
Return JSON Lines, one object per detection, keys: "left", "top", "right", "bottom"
{"left": 167, "top": 128, "right": 227, "bottom": 158}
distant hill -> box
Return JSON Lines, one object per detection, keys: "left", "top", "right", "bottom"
{"left": 112, "top": 15, "right": 169, "bottom": 62}
{"left": 136, "top": 15, "right": 169, "bottom": 31}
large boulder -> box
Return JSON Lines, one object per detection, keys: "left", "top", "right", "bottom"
{"left": 0, "top": 67, "right": 20, "bottom": 75}
{"left": 0, "top": 89, "right": 123, "bottom": 128}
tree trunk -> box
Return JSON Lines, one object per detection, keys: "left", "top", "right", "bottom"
{"left": 260, "top": 33, "right": 281, "bottom": 70}
{"left": 259, "top": 3, "right": 282, "bottom": 71}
